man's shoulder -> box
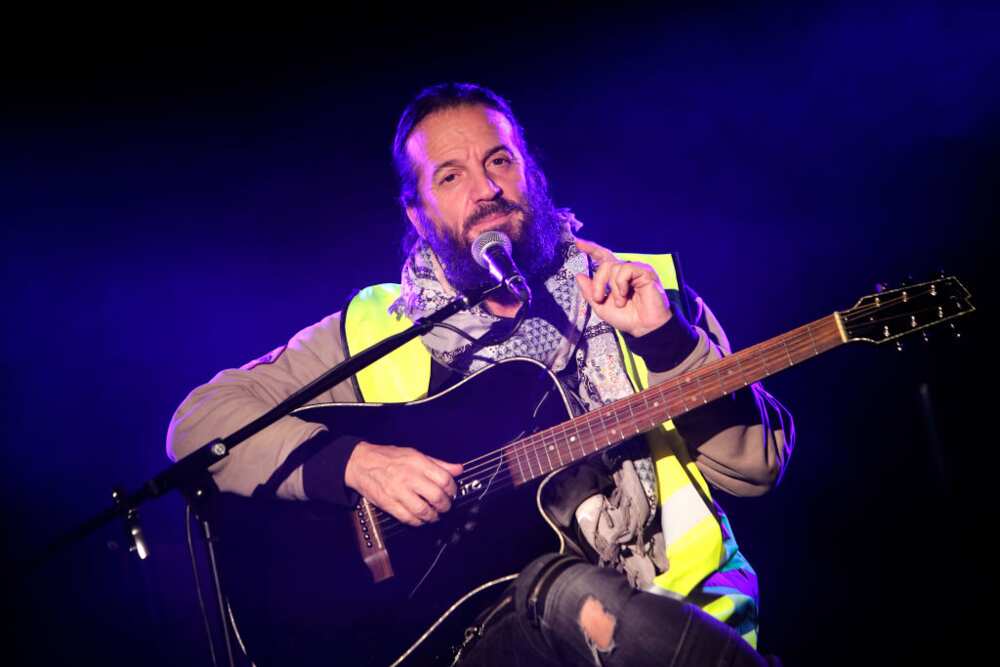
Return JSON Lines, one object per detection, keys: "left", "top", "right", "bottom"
{"left": 274, "top": 310, "right": 347, "bottom": 361}
{"left": 295, "top": 310, "right": 345, "bottom": 340}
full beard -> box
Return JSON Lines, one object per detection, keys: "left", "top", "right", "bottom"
{"left": 419, "top": 177, "right": 564, "bottom": 300}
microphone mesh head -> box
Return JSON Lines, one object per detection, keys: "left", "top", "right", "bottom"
{"left": 470, "top": 230, "right": 512, "bottom": 268}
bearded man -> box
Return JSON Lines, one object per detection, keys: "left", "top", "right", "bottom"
{"left": 168, "top": 82, "right": 792, "bottom": 666}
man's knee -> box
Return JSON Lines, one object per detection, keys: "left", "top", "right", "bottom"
{"left": 513, "top": 554, "right": 634, "bottom": 661}
{"left": 579, "top": 596, "right": 617, "bottom": 652}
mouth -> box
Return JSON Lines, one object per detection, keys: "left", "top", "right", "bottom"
{"left": 467, "top": 210, "right": 517, "bottom": 236}
{"left": 477, "top": 210, "right": 511, "bottom": 226}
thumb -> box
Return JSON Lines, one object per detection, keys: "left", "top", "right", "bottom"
{"left": 429, "top": 456, "right": 464, "bottom": 475}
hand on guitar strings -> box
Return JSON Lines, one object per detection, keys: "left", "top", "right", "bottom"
{"left": 344, "top": 442, "right": 464, "bottom": 526}
{"left": 574, "top": 237, "right": 673, "bottom": 337}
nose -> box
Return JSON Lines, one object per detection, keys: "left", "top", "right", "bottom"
{"left": 471, "top": 168, "right": 502, "bottom": 202}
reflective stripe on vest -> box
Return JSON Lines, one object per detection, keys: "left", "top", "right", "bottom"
{"left": 342, "top": 254, "right": 753, "bottom": 644}
{"left": 606, "top": 254, "right": 723, "bottom": 600}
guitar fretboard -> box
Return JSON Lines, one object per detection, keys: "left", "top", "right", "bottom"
{"left": 502, "top": 314, "right": 844, "bottom": 485}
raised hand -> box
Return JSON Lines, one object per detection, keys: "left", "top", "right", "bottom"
{"left": 573, "top": 237, "right": 673, "bottom": 337}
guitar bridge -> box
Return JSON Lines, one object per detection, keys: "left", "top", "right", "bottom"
{"left": 352, "top": 497, "right": 394, "bottom": 582}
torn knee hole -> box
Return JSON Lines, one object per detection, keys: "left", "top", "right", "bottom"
{"left": 579, "top": 596, "right": 616, "bottom": 652}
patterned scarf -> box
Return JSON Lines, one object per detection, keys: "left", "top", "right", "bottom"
{"left": 389, "top": 214, "right": 629, "bottom": 406}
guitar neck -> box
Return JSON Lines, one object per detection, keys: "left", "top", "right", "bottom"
{"left": 504, "top": 313, "right": 845, "bottom": 485}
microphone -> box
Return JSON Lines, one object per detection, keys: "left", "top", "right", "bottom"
{"left": 471, "top": 230, "right": 532, "bottom": 304}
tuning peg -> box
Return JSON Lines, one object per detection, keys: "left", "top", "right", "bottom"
{"left": 896, "top": 340, "right": 904, "bottom": 352}
{"left": 875, "top": 282, "right": 888, "bottom": 293}
{"left": 922, "top": 331, "right": 931, "bottom": 344}
{"left": 900, "top": 275, "right": 915, "bottom": 288}
{"left": 950, "top": 322, "right": 961, "bottom": 340}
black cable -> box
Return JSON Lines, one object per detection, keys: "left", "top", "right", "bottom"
{"left": 201, "top": 518, "right": 237, "bottom": 667}
{"left": 421, "top": 300, "right": 531, "bottom": 378}
{"left": 186, "top": 504, "right": 219, "bottom": 667}
{"left": 429, "top": 320, "right": 480, "bottom": 344}
{"left": 430, "top": 300, "right": 529, "bottom": 347}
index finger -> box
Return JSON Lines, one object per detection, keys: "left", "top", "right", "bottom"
{"left": 574, "top": 237, "right": 617, "bottom": 265}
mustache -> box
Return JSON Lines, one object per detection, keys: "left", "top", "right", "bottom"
{"left": 463, "top": 198, "right": 524, "bottom": 234}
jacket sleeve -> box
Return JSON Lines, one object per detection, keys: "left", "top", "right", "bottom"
{"left": 625, "top": 287, "right": 795, "bottom": 497}
{"left": 165, "top": 311, "right": 363, "bottom": 504}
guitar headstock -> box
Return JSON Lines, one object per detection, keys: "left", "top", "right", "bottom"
{"left": 838, "top": 276, "right": 974, "bottom": 345}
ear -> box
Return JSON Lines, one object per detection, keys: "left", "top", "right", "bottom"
{"left": 405, "top": 205, "right": 427, "bottom": 239}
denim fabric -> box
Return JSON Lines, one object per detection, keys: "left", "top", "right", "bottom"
{"left": 459, "top": 554, "right": 777, "bottom": 667}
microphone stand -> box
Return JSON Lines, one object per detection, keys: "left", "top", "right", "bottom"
{"left": 29, "top": 280, "right": 508, "bottom": 570}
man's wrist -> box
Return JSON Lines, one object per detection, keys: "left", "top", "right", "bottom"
{"left": 622, "top": 311, "right": 699, "bottom": 372}
{"left": 302, "top": 432, "right": 363, "bottom": 507}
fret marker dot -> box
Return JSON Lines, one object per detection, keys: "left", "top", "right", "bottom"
{"left": 548, "top": 445, "right": 555, "bottom": 451}
{"left": 570, "top": 436, "right": 577, "bottom": 442}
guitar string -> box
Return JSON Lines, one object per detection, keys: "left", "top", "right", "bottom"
{"left": 373, "top": 327, "right": 843, "bottom": 537}
{"left": 375, "top": 328, "right": 835, "bottom": 514}
{"left": 414, "top": 286, "right": 947, "bottom": 478}
{"left": 375, "top": 306, "right": 959, "bottom": 539}
{"left": 432, "top": 286, "right": 942, "bottom": 477}
{"left": 370, "top": 292, "right": 956, "bottom": 536}
{"left": 374, "top": 325, "right": 943, "bottom": 539}
{"left": 373, "top": 298, "right": 948, "bottom": 537}
{"left": 433, "top": 294, "right": 944, "bottom": 482}
{"left": 376, "top": 295, "right": 950, "bottom": 537}
{"left": 445, "top": 312, "right": 834, "bottom": 475}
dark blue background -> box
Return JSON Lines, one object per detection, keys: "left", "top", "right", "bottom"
{"left": 3, "top": 4, "right": 994, "bottom": 664}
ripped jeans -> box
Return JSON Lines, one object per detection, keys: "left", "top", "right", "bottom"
{"left": 457, "top": 554, "right": 778, "bottom": 667}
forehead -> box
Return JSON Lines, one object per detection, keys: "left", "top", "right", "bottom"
{"left": 405, "top": 105, "right": 517, "bottom": 166}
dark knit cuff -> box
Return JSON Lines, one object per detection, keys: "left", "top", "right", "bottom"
{"left": 622, "top": 311, "right": 699, "bottom": 372}
{"left": 302, "top": 433, "right": 363, "bottom": 507}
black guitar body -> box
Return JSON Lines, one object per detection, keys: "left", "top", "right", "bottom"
{"left": 204, "top": 359, "right": 579, "bottom": 666}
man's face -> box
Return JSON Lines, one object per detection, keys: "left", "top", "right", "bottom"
{"left": 404, "top": 104, "right": 560, "bottom": 294}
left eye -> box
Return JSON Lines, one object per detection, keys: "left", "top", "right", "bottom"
{"left": 490, "top": 156, "right": 510, "bottom": 166}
